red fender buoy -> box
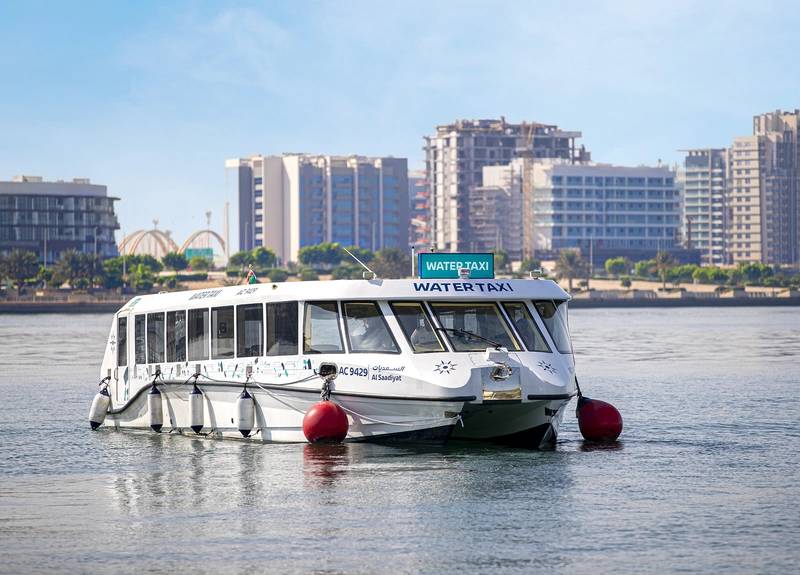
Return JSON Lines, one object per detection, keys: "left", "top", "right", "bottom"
{"left": 303, "top": 400, "right": 349, "bottom": 443}
{"left": 577, "top": 396, "right": 623, "bottom": 442}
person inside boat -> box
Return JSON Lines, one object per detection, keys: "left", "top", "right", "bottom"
{"left": 514, "top": 317, "right": 535, "bottom": 347}
{"left": 349, "top": 314, "right": 395, "bottom": 352}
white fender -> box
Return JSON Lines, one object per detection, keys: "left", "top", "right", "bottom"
{"left": 237, "top": 388, "right": 255, "bottom": 437}
{"left": 189, "top": 385, "right": 204, "bottom": 434}
{"left": 89, "top": 386, "right": 110, "bottom": 430}
{"left": 148, "top": 386, "right": 163, "bottom": 432}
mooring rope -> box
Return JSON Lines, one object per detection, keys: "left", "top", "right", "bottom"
{"left": 120, "top": 371, "right": 461, "bottom": 431}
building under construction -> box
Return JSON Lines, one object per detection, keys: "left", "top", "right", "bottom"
{"left": 424, "top": 118, "right": 590, "bottom": 252}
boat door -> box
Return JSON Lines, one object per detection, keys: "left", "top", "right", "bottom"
{"left": 113, "top": 314, "right": 131, "bottom": 403}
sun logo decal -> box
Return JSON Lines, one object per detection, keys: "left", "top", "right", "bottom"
{"left": 537, "top": 360, "right": 557, "bottom": 375}
{"left": 434, "top": 360, "right": 457, "bottom": 375}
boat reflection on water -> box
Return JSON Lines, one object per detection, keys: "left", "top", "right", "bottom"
{"left": 108, "top": 432, "right": 275, "bottom": 516}
{"left": 302, "top": 443, "right": 352, "bottom": 488}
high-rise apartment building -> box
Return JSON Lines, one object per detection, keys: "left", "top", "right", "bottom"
{"left": 683, "top": 109, "right": 800, "bottom": 265}
{"left": 226, "top": 154, "right": 408, "bottom": 263}
{"left": 683, "top": 149, "right": 729, "bottom": 265}
{"left": 424, "top": 119, "right": 589, "bottom": 252}
{"left": 526, "top": 161, "right": 681, "bottom": 263}
{"left": 729, "top": 110, "right": 799, "bottom": 264}
{"left": 0, "top": 175, "right": 119, "bottom": 264}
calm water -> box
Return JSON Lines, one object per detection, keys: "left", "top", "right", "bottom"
{"left": 1, "top": 308, "right": 799, "bottom": 574}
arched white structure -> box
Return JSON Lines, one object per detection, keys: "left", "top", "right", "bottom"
{"left": 179, "top": 229, "right": 227, "bottom": 257}
{"left": 118, "top": 229, "right": 180, "bottom": 259}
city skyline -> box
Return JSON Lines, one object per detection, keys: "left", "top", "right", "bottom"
{"left": 2, "top": 1, "right": 800, "bottom": 241}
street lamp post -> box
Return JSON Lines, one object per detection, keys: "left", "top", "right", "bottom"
{"left": 94, "top": 226, "right": 99, "bottom": 289}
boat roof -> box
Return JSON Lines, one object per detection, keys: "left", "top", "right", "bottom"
{"left": 117, "top": 278, "right": 570, "bottom": 315}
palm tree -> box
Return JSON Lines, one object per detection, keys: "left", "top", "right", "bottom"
{"left": 2, "top": 250, "right": 40, "bottom": 295}
{"left": 53, "top": 249, "right": 86, "bottom": 288}
{"left": 654, "top": 251, "right": 675, "bottom": 291}
{"left": 555, "top": 250, "right": 586, "bottom": 292}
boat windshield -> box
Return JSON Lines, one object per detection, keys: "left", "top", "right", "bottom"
{"left": 532, "top": 300, "right": 573, "bottom": 354}
{"left": 429, "top": 302, "right": 520, "bottom": 352}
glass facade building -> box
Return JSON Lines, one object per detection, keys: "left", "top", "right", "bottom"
{"left": 0, "top": 176, "right": 119, "bottom": 264}
{"left": 227, "top": 155, "right": 408, "bottom": 263}
{"left": 527, "top": 160, "right": 681, "bottom": 262}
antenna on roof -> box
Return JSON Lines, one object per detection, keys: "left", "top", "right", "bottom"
{"left": 342, "top": 246, "right": 377, "bottom": 280}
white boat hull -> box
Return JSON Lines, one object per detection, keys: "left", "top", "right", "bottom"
{"left": 103, "top": 382, "right": 464, "bottom": 444}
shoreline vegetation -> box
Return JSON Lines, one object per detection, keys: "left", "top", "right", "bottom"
{"left": 1, "top": 244, "right": 798, "bottom": 313}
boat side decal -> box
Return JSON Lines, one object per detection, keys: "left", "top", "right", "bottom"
{"left": 413, "top": 281, "right": 513, "bottom": 293}
{"left": 188, "top": 289, "right": 223, "bottom": 300}
{"left": 434, "top": 360, "right": 457, "bottom": 374}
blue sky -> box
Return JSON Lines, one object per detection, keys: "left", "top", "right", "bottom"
{"left": 1, "top": 0, "right": 799, "bottom": 247}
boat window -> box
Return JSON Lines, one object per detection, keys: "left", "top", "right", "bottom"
{"left": 212, "top": 306, "right": 235, "bottom": 359}
{"left": 532, "top": 300, "right": 573, "bottom": 354}
{"left": 187, "top": 308, "right": 209, "bottom": 361}
{"left": 147, "top": 312, "right": 165, "bottom": 364}
{"left": 237, "top": 304, "right": 263, "bottom": 358}
{"left": 429, "top": 302, "right": 521, "bottom": 352}
{"left": 134, "top": 315, "right": 146, "bottom": 364}
{"left": 502, "top": 302, "right": 550, "bottom": 352}
{"left": 266, "top": 302, "right": 298, "bottom": 356}
{"left": 117, "top": 316, "right": 127, "bottom": 366}
{"left": 303, "top": 301, "right": 344, "bottom": 354}
{"left": 166, "top": 310, "right": 186, "bottom": 362}
{"left": 389, "top": 302, "right": 445, "bottom": 353}
{"left": 342, "top": 302, "right": 400, "bottom": 354}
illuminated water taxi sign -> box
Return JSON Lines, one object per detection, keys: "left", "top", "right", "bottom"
{"left": 417, "top": 252, "right": 494, "bottom": 279}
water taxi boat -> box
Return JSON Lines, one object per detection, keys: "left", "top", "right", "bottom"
{"left": 90, "top": 273, "right": 577, "bottom": 448}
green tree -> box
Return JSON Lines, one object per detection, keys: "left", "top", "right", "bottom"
{"left": 251, "top": 246, "right": 276, "bottom": 270}
{"left": 137, "top": 254, "right": 163, "bottom": 273}
{"left": 266, "top": 268, "right": 288, "bottom": 282}
{"left": 554, "top": 250, "right": 586, "bottom": 291}
{"left": 518, "top": 258, "right": 542, "bottom": 273}
{"left": 620, "top": 276, "right": 632, "bottom": 288}
{"left": 633, "top": 259, "right": 656, "bottom": 279}
{"left": 298, "top": 242, "right": 343, "bottom": 269}
{"left": 229, "top": 250, "right": 255, "bottom": 269}
{"left": 604, "top": 257, "right": 629, "bottom": 278}
{"left": 102, "top": 257, "right": 126, "bottom": 289}
{"left": 331, "top": 264, "right": 363, "bottom": 280}
{"left": 494, "top": 250, "right": 510, "bottom": 272}
{"left": 52, "top": 249, "right": 86, "bottom": 288}
{"left": 130, "top": 263, "right": 155, "bottom": 292}
{"left": 2, "top": 250, "right": 39, "bottom": 294}
{"left": 342, "top": 246, "right": 374, "bottom": 264}
{"left": 84, "top": 253, "right": 105, "bottom": 288}
{"left": 370, "top": 248, "right": 411, "bottom": 279}
{"left": 189, "top": 256, "right": 210, "bottom": 270}
{"left": 692, "top": 266, "right": 727, "bottom": 284}
{"left": 738, "top": 262, "right": 773, "bottom": 285}
{"left": 654, "top": 251, "right": 676, "bottom": 290}
{"left": 162, "top": 251, "right": 188, "bottom": 273}
{"left": 726, "top": 268, "right": 744, "bottom": 287}
{"left": 299, "top": 267, "right": 319, "bottom": 281}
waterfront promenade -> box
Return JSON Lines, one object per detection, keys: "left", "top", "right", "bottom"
{"left": 2, "top": 277, "right": 798, "bottom": 313}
